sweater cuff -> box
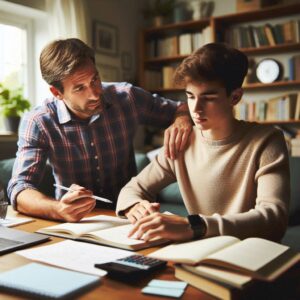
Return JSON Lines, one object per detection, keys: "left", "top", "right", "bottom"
{"left": 116, "top": 199, "right": 142, "bottom": 218}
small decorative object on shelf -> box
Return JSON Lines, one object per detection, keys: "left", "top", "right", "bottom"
{"left": 255, "top": 58, "right": 282, "bottom": 84}
{"left": 236, "top": 0, "right": 282, "bottom": 12}
{"left": 143, "top": 0, "right": 175, "bottom": 27}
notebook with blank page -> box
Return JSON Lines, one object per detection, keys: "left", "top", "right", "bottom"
{"left": 0, "top": 263, "right": 100, "bottom": 299}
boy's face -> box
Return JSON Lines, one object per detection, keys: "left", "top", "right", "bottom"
{"left": 186, "top": 80, "right": 241, "bottom": 140}
{"left": 50, "top": 59, "right": 103, "bottom": 119}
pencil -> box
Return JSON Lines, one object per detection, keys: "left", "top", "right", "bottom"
{"left": 53, "top": 184, "right": 113, "bottom": 204}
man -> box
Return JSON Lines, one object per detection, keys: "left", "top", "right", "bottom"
{"left": 116, "top": 43, "right": 290, "bottom": 243}
{"left": 8, "top": 38, "right": 192, "bottom": 222}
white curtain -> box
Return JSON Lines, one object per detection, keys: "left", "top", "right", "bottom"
{"left": 46, "top": 0, "right": 88, "bottom": 42}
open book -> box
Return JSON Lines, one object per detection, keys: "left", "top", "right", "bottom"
{"left": 37, "top": 215, "right": 168, "bottom": 251}
{"left": 149, "top": 236, "right": 300, "bottom": 281}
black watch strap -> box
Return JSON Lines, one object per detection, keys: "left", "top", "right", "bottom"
{"left": 187, "top": 214, "right": 206, "bottom": 240}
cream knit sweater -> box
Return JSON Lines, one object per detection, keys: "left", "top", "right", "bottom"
{"left": 117, "top": 121, "right": 290, "bottom": 242}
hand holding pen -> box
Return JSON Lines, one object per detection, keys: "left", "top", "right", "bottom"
{"left": 54, "top": 184, "right": 112, "bottom": 204}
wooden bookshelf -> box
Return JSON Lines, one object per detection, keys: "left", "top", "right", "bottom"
{"left": 240, "top": 43, "right": 300, "bottom": 56}
{"left": 244, "top": 80, "right": 300, "bottom": 90}
{"left": 139, "top": 3, "right": 300, "bottom": 94}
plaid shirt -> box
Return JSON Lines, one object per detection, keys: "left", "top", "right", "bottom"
{"left": 8, "top": 82, "right": 178, "bottom": 208}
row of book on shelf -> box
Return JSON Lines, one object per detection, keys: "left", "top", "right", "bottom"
{"left": 146, "top": 26, "right": 212, "bottom": 58}
{"left": 224, "top": 18, "right": 300, "bottom": 49}
{"left": 288, "top": 54, "right": 300, "bottom": 81}
{"left": 235, "top": 93, "right": 300, "bottom": 122}
{"left": 235, "top": 92, "right": 300, "bottom": 157}
{"left": 145, "top": 52, "right": 300, "bottom": 90}
{"left": 144, "top": 65, "right": 177, "bottom": 90}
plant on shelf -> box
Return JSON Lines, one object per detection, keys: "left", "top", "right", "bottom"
{"left": 143, "top": 0, "right": 175, "bottom": 27}
{"left": 0, "top": 83, "right": 30, "bottom": 133}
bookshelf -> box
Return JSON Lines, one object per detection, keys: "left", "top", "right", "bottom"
{"left": 138, "top": 2, "right": 300, "bottom": 150}
{"left": 139, "top": 2, "right": 300, "bottom": 101}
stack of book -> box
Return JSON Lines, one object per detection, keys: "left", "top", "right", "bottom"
{"left": 149, "top": 236, "right": 300, "bottom": 300}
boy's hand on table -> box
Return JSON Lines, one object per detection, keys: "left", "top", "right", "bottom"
{"left": 125, "top": 200, "right": 160, "bottom": 224}
{"left": 128, "top": 212, "right": 193, "bottom": 242}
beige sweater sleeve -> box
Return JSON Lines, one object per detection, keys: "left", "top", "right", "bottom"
{"left": 116, "top": 150, "right": 176, "bottom": 216}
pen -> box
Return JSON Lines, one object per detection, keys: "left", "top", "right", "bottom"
{"left": 53, "top": 184, "right": 113, "bottom": 204}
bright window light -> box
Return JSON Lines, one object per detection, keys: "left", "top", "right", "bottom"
{"left": 0, "top": 23, "right": 27, "bottom": 90}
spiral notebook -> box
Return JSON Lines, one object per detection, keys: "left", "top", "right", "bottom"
{"left": 0, "top": 263, "right": 100, "bottom": 299}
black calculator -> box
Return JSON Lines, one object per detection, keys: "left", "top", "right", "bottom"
{"left": 95, "top": 255, "right": 167, "bottom": 281}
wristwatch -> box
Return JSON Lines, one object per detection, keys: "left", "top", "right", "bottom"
{"left": 187, "top": 214, "right": 207, "bottom": 240}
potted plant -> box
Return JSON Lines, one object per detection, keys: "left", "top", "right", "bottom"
{"left": 0, "top": 83, "right": 30, "bottom": 133}
{"left": 143, "top": 0, "right": 175, "bottom": 27}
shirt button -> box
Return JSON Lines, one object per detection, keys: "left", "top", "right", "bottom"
{"left": 96, "top": 166, "right": 100, "bottom": 170}
{"left": 91, "top": 142, "right": 94, "bottom": 146}
{"left": 96, "top": 179, "right": 100, "bottom": 183}
{"left": 94, "top": 156, "right": 98, "bottom": 159}
{"left": 99, "top": 189, "right": 103, "bottom": 193}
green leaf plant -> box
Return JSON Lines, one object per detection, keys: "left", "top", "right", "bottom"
{"left": 0, "top": 83, "right": 30, "bottom": 117}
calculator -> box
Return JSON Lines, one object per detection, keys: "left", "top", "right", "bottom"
{"left": 95, "top": 255, "right": 167, "bottom": 281}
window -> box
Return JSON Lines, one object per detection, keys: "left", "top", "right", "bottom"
{"left": 0, "top": 10, "right": 33, "bottom": 132}
{"left": 0, "top": 23, "right": 28, "bottom": 92}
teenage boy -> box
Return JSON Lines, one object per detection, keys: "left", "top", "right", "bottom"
{"left": 7, "top": 38, "right": 192, "bottom": 222}
{"left": 116, "top": 43, "right": 290, "bottom": 243}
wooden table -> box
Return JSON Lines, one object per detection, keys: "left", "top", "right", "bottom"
{"left": 1, "top": 208, "right": 300, "bottom": 300}
{"left": 0, "top": 208, "right": 212, "bottom": 300}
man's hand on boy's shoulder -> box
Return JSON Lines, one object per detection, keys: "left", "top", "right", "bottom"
{"left": 164, "top": 109, "right": 192, "bottom": 160}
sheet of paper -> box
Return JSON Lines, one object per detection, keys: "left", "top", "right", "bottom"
{"left": 17, "top": 240, "right": 133, "bottom": 276}
{"left": 142, "top": 286, "right": 185, "bottom": 298}
{"left": 148, "top": 279, "right": 187, "bottom": 289}
{"left": 0, "top": 217, "right": 34, "bottom": 227}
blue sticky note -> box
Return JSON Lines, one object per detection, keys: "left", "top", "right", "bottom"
{"left": 148, "top": 279, "right": 188, "bottom": 290}
{"left": 142, "top": 286, "right": 185, "bottom": 298}
{"left": 0, "top": 262, "right": 100, "bottom": 299}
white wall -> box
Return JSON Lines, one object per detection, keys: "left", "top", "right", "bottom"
{"left": 85, "top": 0, "right": 144, "bottom": 84}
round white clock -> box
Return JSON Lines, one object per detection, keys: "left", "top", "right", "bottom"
{"left": 256, "top": 59, "right": 282, "bottom": 84}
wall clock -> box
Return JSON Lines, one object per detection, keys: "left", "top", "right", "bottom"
{"left": 255, "top": 59, "right": 282, "bottom": 84}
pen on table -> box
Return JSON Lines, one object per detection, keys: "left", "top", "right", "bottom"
{"left": 53, "top": 184, "right": 113, "bottom": 204}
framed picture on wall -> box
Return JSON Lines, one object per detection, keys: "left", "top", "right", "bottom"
{"left": 93, "top": 21, "right": 118, "bottom": 56}
{"left": 97, "top": 64, "right": 119, "bottom": 82}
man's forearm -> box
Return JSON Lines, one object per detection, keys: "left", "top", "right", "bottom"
{"left": 16, "top": 189, "right": 60, "bottom": 220}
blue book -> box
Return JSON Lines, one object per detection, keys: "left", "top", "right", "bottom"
{"left": 0, "top": 263, "right": 100, "bottom": 299}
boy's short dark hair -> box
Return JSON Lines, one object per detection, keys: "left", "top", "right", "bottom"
{"left": 174, "top": 43, "right": 248, "bottom": 95}
{"left": 40, "top": 38, "right": 95, "bottom": 93}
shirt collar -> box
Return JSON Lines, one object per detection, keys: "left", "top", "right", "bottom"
{"left": 56, "top": 96, "right": 111, "bottom": 125}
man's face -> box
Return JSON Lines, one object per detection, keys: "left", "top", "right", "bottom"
{"left": 186, "top": 80, "right": 239, "bottom": 139}
{"left": 52, "top": 59, "right": 103, "bottom": 119}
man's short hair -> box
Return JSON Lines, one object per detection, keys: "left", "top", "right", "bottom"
{"left": 174, "top": 43, "right": 248, "bottom": 95}
{"left": 40, "top": 38, "right": 95, "bottom": 92}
